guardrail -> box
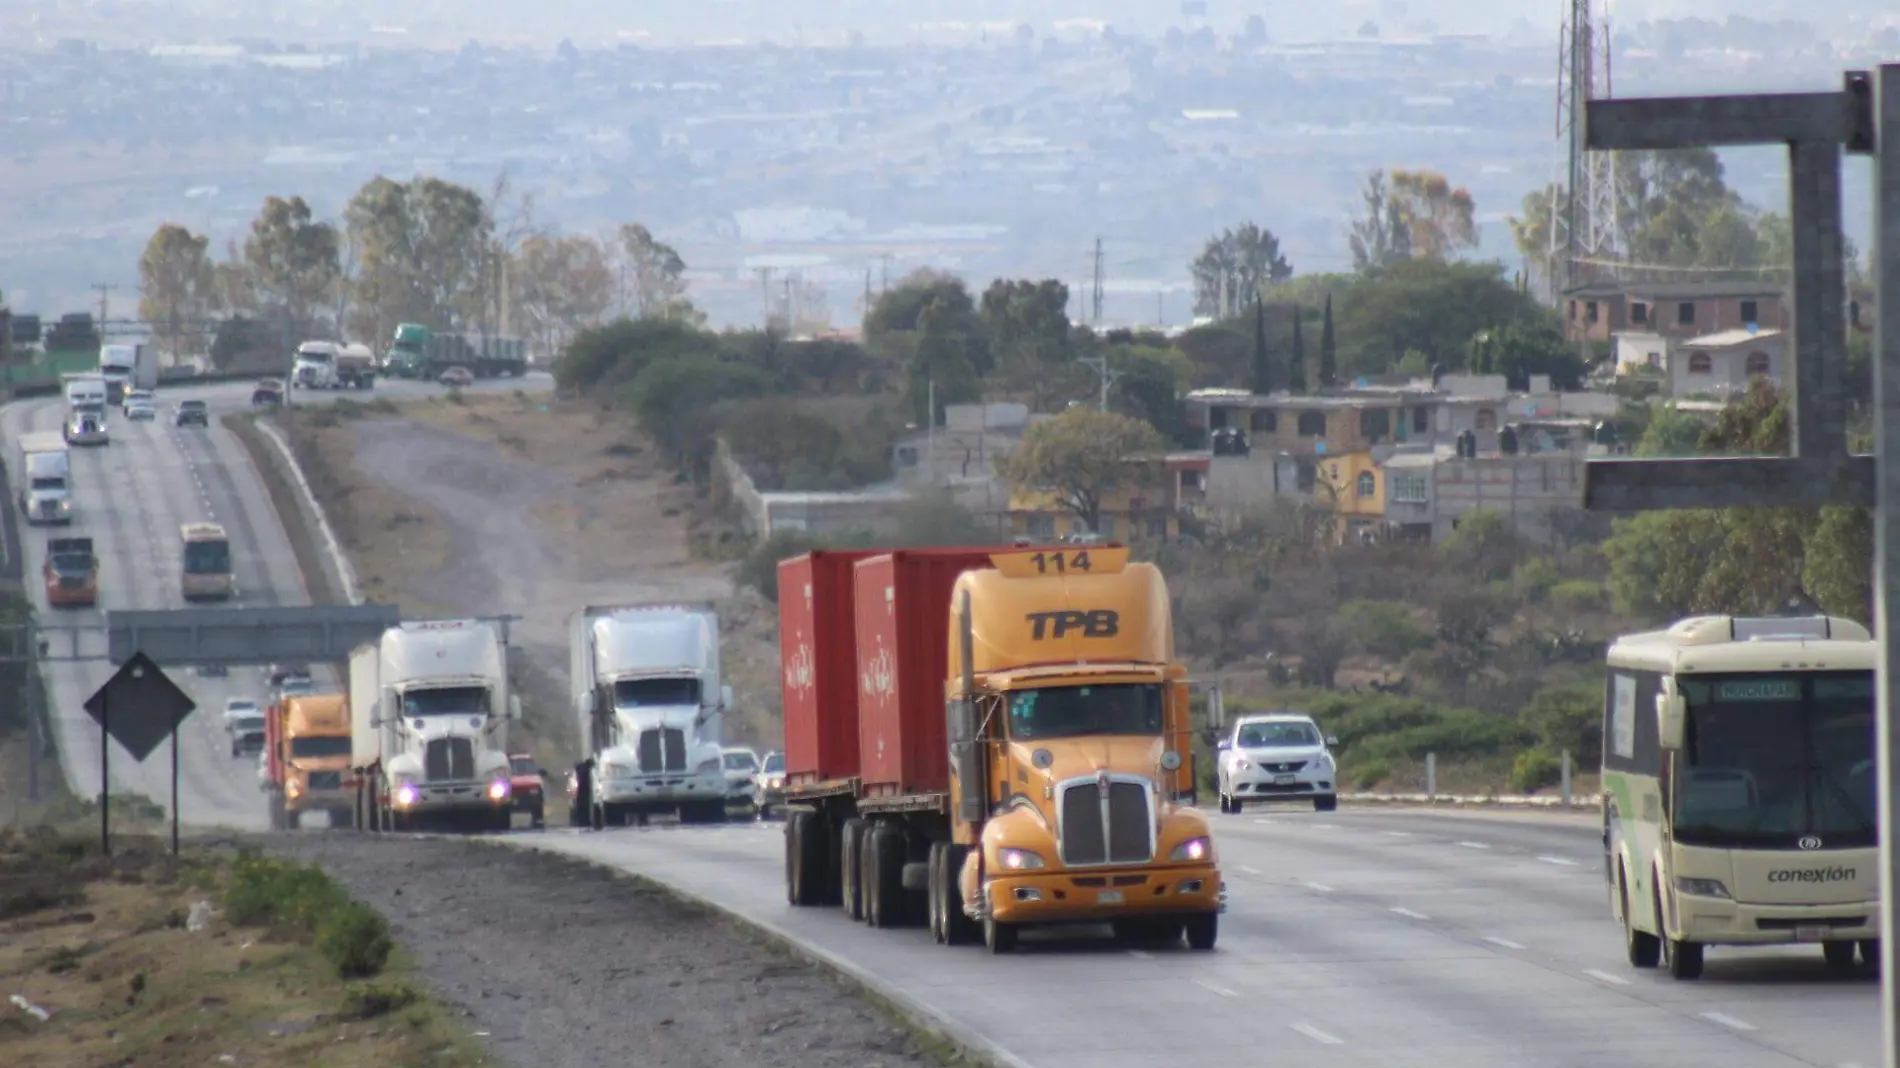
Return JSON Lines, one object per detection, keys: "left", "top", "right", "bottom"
{"left": 4, "top": 368, "right": 286, "bottom": 400}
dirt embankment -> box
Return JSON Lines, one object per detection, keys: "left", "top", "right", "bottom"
{"left": 270, "top": 393, "right": 784, "bottom": 767}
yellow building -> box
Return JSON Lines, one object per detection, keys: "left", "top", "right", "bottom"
{"left": 1317, "top": 450, "right": 1387, "bottom": 542}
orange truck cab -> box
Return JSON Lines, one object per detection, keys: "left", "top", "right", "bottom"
{"left": 781, "top": 545, "right": 1223, "bottom": 954}
{"left": 265, "top": 693, "right": 356, "bottom": 830}
{"left": 43, "top": 536, "right": 97, "bottom": 607}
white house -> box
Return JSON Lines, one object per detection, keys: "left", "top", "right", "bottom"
{"left": 1669, "top": 328, "right": 1784, "bottom": 398}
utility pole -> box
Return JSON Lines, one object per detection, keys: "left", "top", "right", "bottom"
{"left": 783, "top": 276, "right": 796, "bottom": 331}
{"left": 1091, "top": 237, "right": 1105, "bottom": 325}
{"left": 755, "top": 267, "right": 774, "bottom": 327}
{"left": 1079, "top": 356, "right": 1122, "bottom": 412}
{"left": 93, "top": 283, "right": 115, "bottom": 326}
{"left": 1157, "top": 291, "right": 1165, "bottom": 327}
{"left": 880, "top": 253, "right": 892, "bottom": 292}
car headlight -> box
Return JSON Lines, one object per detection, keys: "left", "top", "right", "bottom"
{"left": 1233, "top": 758, "right": 1251, "bottom": 771}
{"left": 1171, "top": 836, "right": 1212, "bottom": 863}
{"left": 997, "top": 847, "right": 1045, "bottom": 871}
{"left": 1319, "top": 752, "right": 1336, "bottom": 770}
{"left": 768, "top": 777, "right": 784, "bottom": 790}
{"left": 1674, "top": 876, "right": 1730, "bottom": 899}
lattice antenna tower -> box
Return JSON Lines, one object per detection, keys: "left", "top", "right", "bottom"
{"left": 1551, "top": 0, "right": 1623, "bottom": 295}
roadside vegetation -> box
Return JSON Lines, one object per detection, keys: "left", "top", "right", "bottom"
{"left": 0, "top": 830, "right": 482, "bottom": 1066}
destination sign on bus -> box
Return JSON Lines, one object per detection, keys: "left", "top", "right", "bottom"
{"left": 1814, "top": 675, "right": 1876, "bottom": 700}
{"left": 1716, "top": 678, "right": 1801, "bottom": 702}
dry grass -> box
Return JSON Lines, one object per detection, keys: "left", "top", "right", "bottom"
{"left": 0, "top": 831, "right": 486, "bottom": 1068}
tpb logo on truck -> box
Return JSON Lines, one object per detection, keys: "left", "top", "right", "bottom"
{"left": 1024, "top": 610, "right": 1119, "bottom": 641}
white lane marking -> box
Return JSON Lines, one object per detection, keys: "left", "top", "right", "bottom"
{"left": 1126, "top": 949, "right": 1153, "bottom": 960}
{"left": 1700, "top": 1012, "right": 1756, "bottom": 1032}
{"left": 1194, "top": 978, "right": 1237, "bottom": 998}
{"left": 1390, "top": 907, "right": 1429, "bottom": 920}
{"left": 1241, "top": 865, "right": 1264, "bottom": 876}
{"left": 1302, "top": 881, "right": 1334, "bottom": 893}
{"left": 1253, "top": 818, "right": 1276, "bottom": 826}
{"left": 1537, "top": 855, "right": 1580, "bottom": 866}
{"left": 1381, "top": 830, "right": 1413, "bottom": 837}
{"left": 1583, "top": 969, "right": 1630, "bottom": 985}
{"left": 1290, "top": 1022, "right": 1344, "bottom": 1046}
{"left": 1484, "top": 936, "right": 1527, "bottom": 950}
{"left": 1457, "top": 840, "right": 1490, "bottom": 850}
{"left": 1307, "top": 822, "right": 1336, "bottom": 829}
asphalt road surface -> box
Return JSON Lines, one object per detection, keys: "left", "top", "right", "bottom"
{"left": 1, "top": 372, "right": 553, "bottom": 829}
{"left": 513, "top": 807, "right": 1881, "bottom": 1068}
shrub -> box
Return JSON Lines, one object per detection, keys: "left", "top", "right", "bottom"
{"left": 1509, "top": 747, "right": 1562, "bottom": 793}
{"left": 1350, "top": 758, "right": 1391, "bottom": 790}
{"left": 1550, "top": 579, "right": 1605, "bottom": 614}
{"left": 224, "top": 850, "right": 346, "bottom": 931}
{"left": 342, "top": 980, "right": 422, "bottom": 1019}
{"left": 1336, "top": 600, "right": 1431, "bottom": 660}
{"left": 318, "top": 902, "right": 394, "bottom": 979}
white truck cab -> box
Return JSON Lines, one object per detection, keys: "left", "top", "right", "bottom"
{"left": 15, "top": 432, "right": 73, "bottom": 525}
{"left": 293, "top": 341, "right": 340, "bottom": 389}
{"left": 1217, "top": 711, "right": 1340, "bottom": 813}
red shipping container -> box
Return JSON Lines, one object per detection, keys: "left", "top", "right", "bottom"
{"left": 854, "top": 549, "right": 1000, "bottom": 798}
{"left": 779, "top": 551, "right": 880, "bottom": 786}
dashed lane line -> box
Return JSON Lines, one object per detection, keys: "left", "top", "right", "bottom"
{"left": 1537, "top": 855, "right": 1580, "bottom": 866}
{"left": 1583, "top": 969, "right": 1630, "bottom": 986}
{"left": 1290, "top": 1023, "right": 1344, "bottom": 1046}
{"left": 1483, "top": 936, "right": 1527, "bottom": 950}
{"left": 1194, "top": 979, "right": 1237, "bottom": 998}
{"left": 1699, "top": 1012, "right": 1756, "bottom": 1033}
{"left": 1302, "top": 881, "right": 1334, "bottom": 893}
{"left": 1389, "top": 906, "right": 1430, "bottom": 920}
{"left": 1457, "top": 840, "right": 1491, "bottom": 850}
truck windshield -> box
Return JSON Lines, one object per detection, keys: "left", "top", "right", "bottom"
{"left": 290, "top": 737, "right": 351, "bottom": 758}
{"left": 614, "top": 678, "right": 701, "bottom": 708}
{"left": 30, "top": 477, "right": 65, "bottom": 491}
{"left": 1673, "top": 671, "right": 1876, "bottom": 849}
{"left": 298, "top": 351, "right": 334, "bottom": 364}
{"left": 401, "top": 685, "right": 488, "bottom": 716}
{"left": 1006, "top": 683, "right": 1164, "bottom": 741}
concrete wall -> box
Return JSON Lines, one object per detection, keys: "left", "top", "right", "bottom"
{"left": 1431, "top": 455, "right": 1585, "bottom": 545}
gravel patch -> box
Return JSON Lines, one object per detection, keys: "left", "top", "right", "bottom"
{"left": 264, "top": 832, "right": 964, "bottom": 1068}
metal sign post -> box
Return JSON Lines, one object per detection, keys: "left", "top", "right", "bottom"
{"left": 1578, "top": 64, "right": 1898, "bottom": 1063}
{"left": 82, "top": 651, "right": 198, "bottom": 856}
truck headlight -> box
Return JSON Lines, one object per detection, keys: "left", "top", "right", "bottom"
{"left": 56, "top": 499, "right": 70, "bottom": 511}
{"left": 487, "top": 778, "right": 510, "bottom": 801}
{"left": 602, "top": 762, "right": 634, "bottom": 779}
{"left": 997, "top": 848, "right": 1045, "bottom": 871}
{"left": 696, "top": 757, "right": 721, "bottom": 774}
{"left": 1171, "top": 836, "right": 1212, "bottom": 863}
{"left": 1673, "top": 876, "right": 1731, "bottom": 900}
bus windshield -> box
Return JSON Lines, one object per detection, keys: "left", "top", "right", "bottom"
{"left": 1006, "top": 683, "right": 1164, "bottom": 741}
{"left": 1673, "top": 672, "right": 1876, "bottom": 849}
{"left": 183, "top": 540, "right": 231, "bottom": 574}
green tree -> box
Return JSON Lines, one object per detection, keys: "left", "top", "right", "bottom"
{"left": 343, "top": 175, "right": 495, "bottom": 344}
{"left": 1250, "top": 299, "right": 1272, "bottom": 394}
{"left": 1111, "top": 346, "right": 1195, "bottom": 447}
{"left": 1464, "top": 320, "right": 1585, "bottom": 391}
{"left": 624, "top": 355, "right": 771, "bottom": 478}
{"left": 1288, "top": 304, "right": 1306, "bottom": 394}
{"left": 979, "top": 278, "right": 1072, "bottom": 410}
{"left": 903, "top": 296, "right": 983, "bottom": 426}
{"left": 241, "top": 195, "right": 341, "bottom": 334}
{"left": 1316, "top": 295, "right": 1335, "bottom": 388}
{"left": 555, "top": 317, "right": 722, "bottom": 392}
{"left": 1333, "top": 260, "right": 1550, "bottom": 377}
{"left": 511, "top": 233, "right": 615, "bottom": 359}
{"left": 137, "top": 224, "right": 219, "bottom": 360}
{"left": 1633, "top": 406, "right": 1704, "bottom": 457}
{"left": 998, "top": 408, "right": 1167, "bottom": 533}
{"left": 1349, "top": 169, "right": 1478, "bottom": 270}
{"left": 616, "top": 223, "right": 695, "bottom": 321}
{"left": 1191, "top": 222, "right": 1294, "bottom": 317}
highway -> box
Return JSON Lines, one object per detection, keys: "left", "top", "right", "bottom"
{"left": 10, "top": 368, "right": 1882, "bottom": 1068}
{"left": 517, "top": 807, "right": 1882, "bottom": 1068}
{"left": 1, "top": 373, "right": 550, "bottom": 829}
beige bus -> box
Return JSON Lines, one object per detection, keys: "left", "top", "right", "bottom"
{"left": 180, "top": 522, "right": 234, "bottom": 600}
{"left": 1603, "top": 614, "right": 1877, "bottom": 981}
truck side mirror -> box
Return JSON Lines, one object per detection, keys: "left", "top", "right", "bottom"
{"left": 1656, "top": 692, "right": 1686, "bottom": 750}
{"left": 579, "top": 692, "right": 595, "bottom": 717}
{"left": 721, "top": 684, "right": 734, "bottom": 710}
{"left": 1325, "top": 735, "right": 1339, "bottom": 748}
{"left": 508, "top": 694, "right": 523, "bottom": 722}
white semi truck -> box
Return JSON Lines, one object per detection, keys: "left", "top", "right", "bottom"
{"left": 293, "top": 340, "right": 376, "bottom": 390}
{"left": 14, "top": 432, "right": 73, "bottom": 525}
{"left": 350, "top": 618, "right": 521, "bottom": 832}
{"left": 570, "top": 603, "right": 732, "bottom": 828}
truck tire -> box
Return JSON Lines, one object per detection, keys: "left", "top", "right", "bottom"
{"left": 866, "top": 823, "right": 908, "bottom": 928}
{"left": 840, "top": 818, "right": 867, "bottom": 920}
{"left": 531, "top": 803, "right": 544, "bottom": 829}
{"left": 286, "top": 808, "right": 302, "bottom": 831}
{"left": 331, "top": 807, "right": 355, "bottom": 830}
{"left": 942, "top": 844, "right": 978, "bottom": 945}
{"left": 1184, "top": 913, "right": 1218, "bottom": 950}
{"left": 786, "top": 810, "right": 826, "bottom": 906}
{"left": 984, "top": 915, "right": 1018, "bottom": 954}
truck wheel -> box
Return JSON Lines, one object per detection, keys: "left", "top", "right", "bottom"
{"left": 1184, "top": 913, "right": 1218, "bottom": 950}
{"left": 531, "top": 804, "right": 544, "bottom": 829}
{"left": 703, "top": 800, "right": 729, "bottom": 825}
{"left": 286, "top": 808, "right": 302, "bottom": 831}
{"left": 926, "top": 841, "right": 946, "bottom": 941}
{"left": 984, "top": 916, "right": 1018, "bottom": 954}
{"left": 332, "top": 807, "right": 355, "bottom": 830}
{"left": 867, "top": 824, "right": 908, "bottom": 928}
{"left": 786, "top": 810, "right": 825, "bottom": 906}
{"left": 589, "top": 800, "right": 606, "bottom": 831}
{"left": 568, "top": 800, "right": 584, "bottom": 827}
{"left": 1824, "top": 940, "right": 1860, "bottom": 974}
{"left": 841, "top": 818, "right": 866, "bottom": 920}
{"left": 942, "top": 845, "right": 978, "bottom": 945}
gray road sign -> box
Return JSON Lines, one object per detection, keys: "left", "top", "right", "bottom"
{"left": 106, "top": 604, "right": 400, "bottom": 666}
{"left": 82, "top": 650, "right": 196, "bottom": 762}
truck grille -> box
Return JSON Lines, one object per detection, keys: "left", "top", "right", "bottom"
{"left": 307, "top": 770, "right": 343, "bottom": 791}
{"left": 1057, "top": 777, "right": 1154, "bottom": 866}
{"left": 424, "top": 737, "right": 475, "bottom": 781}
{"left": 636, "top": 727, "right": 687, "bottom": 772}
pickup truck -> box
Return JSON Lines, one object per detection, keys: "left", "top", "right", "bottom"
{"left": 42, "top": 537, "right": 97, "bottom": 607}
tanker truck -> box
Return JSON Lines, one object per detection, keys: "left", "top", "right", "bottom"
{"left": 350, "top": 619, "right": 521, "bottom": 832}
{"left": 569, "top": 603, "right": 732, "bottom": 828}
{"left": 779, "top": 545, "right": 1223, "bottom": 953}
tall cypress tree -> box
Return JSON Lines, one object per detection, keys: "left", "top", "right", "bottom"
{"left": 1289, "top": 307, "right": 1307, "bottom": 394}
{"left": 1319, "top": 293, "right": 1339, "bottom": 388}
{"left": 1251, "top": 297, "right": 1272, "bottom": 394}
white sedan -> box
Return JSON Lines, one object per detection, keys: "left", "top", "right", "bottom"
{"left": 124, "top": 396, "right": 157, "bottom": 421}
{"left": 223, "top": 697, "right": 261, "bottom": 729}
{"left": 1216, "top": 713, "right": 1340, "bottom": 813}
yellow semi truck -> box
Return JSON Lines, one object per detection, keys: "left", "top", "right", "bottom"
{"left": 265, "top": 693, "right": 356, "bottom": 830}
{"left": 781, "top": 545, "right": 1224, "bottom": 953}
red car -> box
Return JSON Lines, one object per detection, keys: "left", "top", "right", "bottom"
{"left": 508, "top": 753, "right": 546, "bottom": 828}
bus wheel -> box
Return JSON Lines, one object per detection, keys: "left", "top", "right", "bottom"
{"left": 1621, "top": 870, "right": 1659, "bottom": 968}
{"left": 1657, "top": 885, "right": 1703, "bottom": 980}
{"left": 1823, "top": 940, "right": 1860, "bottom": 975}
{"left": 1860, "top": 939, "right": 1882, "bottom": 975}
